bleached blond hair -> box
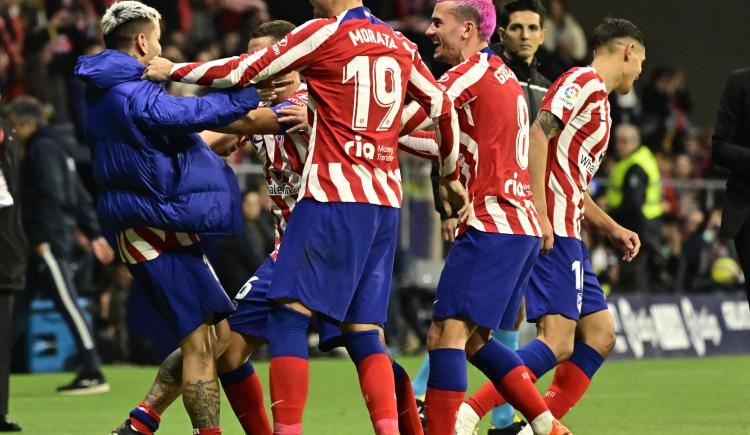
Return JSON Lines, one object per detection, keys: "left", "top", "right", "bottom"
{"left": 101, "top": 1, "right": 161, "bottom": 36}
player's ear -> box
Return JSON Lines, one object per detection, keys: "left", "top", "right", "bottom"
{"left": 623, "top": 42, "right": 635, "bottom": 61}
{"left": 135, "top": 33, "right": 148, "bottom": 56}
{"left": 497, "top": 26, "right": 506, "bottom": 42}
{"left": 464, "top": 20, "right": 474, "bottom": 40}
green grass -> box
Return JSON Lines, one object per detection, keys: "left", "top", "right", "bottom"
{"left": 10, "top": 355, "right": 750, "bottom": 434}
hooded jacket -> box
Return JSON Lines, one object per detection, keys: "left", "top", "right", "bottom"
{"left": 74, "top": 49, "right": 260, "bottom": 235}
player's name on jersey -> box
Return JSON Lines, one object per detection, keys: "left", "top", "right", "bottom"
{"left": 348, "top": 28, "right": 397, "bottom": 49}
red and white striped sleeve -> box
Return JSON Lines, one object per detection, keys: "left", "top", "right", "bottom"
{"left": 406, "top": 50, "right": 460, "bottom": 180}
{"left": 169, "top": 18, "right": 339, "bottom": 88}
{"left": 399, "top": 101, "right": 432, "bottom": 135}
{"left": 540, "top": 68, "right": 600, "bottom": 126}
{"left": 398, "top": 131, "right": 438, "bottom": 160}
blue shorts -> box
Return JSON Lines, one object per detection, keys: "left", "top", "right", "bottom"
{"left": 126, "top": 244, "right": 236, "bottom": 341}
{"left": 228, "top": 256, "right": 275, "bottom": 340}
{"left": 228, "top": 255, "right": 349, "bottom": 351}
{"left": 525, "top": 236, "right": 608, "bottom": 323}
{"left": 433, "top": 229, "right": 539, "bottom": 330}
{"left": 268, "top": 199, "right": 399, "bottom": 324}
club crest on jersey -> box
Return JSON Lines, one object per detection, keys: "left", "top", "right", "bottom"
{"left": 348, "top": 28, "right": 397, "bottom": 49}
{"left": 345, "top": 135, "right": 375, "bottom": 159}
{"left": 558, "top": 83, "right": 581, "bottom": 110}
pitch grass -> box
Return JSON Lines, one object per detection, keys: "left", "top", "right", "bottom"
{"left": 10, "top": 355, "right": 750, "bottom": 434}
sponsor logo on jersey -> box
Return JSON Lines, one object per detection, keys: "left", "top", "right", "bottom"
{"left": 503, "top": 171, "right": 531, "bottom": 198}
{"left": 344, "top": 135, "right": 375, "bottom": 159}
{"left": 580, "top": 153, "right": 601, "bottom": 176}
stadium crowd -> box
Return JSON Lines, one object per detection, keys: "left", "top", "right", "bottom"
{"left": 0, "top": 0, "right": 743, "bottom": 418}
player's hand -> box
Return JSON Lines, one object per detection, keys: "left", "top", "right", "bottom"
{"left": 91, "top": 236, "right": 115, "bottom": 265}
{"left": 441, "top": 178, "right": 472, "bottom": 226}
{"left": 276, "top": 105, "right": 309, "bottom": 133}
{"left": 607, "top": 225, "right": 640, "bottom": 262}
{"left": 538, "top": 213, "right": 554, "bottom": 255}
{"left": 441, "top": 217, "right": 458, "bottom": 242}
{"left": 35, "top": 242, "right": 50, "bottom": 256}
{"left": 255, "top": 78, "right": 295, "bottom": 103}
{"left": 142, "top": 56, "right": 175, "bottom": 82}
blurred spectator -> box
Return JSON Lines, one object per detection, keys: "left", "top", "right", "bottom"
{"left": 97, "top": 264, "right": 133, "bottom": 363}
{"left": 6, "top": 97, "right": 114, "bottom": 394}
{"left": 211, "top": 189, "right": 275, "bottom": 295}
{"left": 640, "top": 66, "right": 693, "bottom": 154}
{"left": 0, "top": 104, "right": 24, "bottom": 431}
{"left": 607, "top": 123, "right": 663, "bottom": 291}
{"left": 712, "top": 67, "right": 750, "bottom": 305}
{"left": 537, "top": 0, "right": 586, "bottom": 80}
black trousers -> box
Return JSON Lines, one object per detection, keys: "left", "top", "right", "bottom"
{"left": 0, "top": 293, "right": 12, "bottom": 416}
{"left": 13, "top": 250, "right": 101, "bottom": 374}
{"left": 735, "top": 221, "right": 750, "bottom": 307}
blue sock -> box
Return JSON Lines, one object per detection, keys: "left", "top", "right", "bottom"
{"left": 427, "top": 349, "right": 467, "bottom": 392}
{"left": 267, "top": 305, "right": 311, "bottom": 359}
{"left": 490, "top": 329, "right": 521, "bottom": 428}
{"left": 569, "top": 341, "right": 605, "bottom": 379}
{"left": 517, "top": 338, "right": 557, "bottom": 379}
{"left": 469, "top": 339, "right": 523, "bottom": 384}
{"left": 218, "top": 361, "right": 255, "bottom": 386}
{"left": 344, "top": 330, "right": 386, "bottom": 364}
{"left": 492, "top": 329, "right": 520, "bottom": 350}
{"left": 411, "top": 354, "right": 430, "bottom": 397}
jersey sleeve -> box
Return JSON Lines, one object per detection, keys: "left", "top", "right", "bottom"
{"left": 169, "top": 18, "right": 339, "bottom": 88}
{"left": 405, "top": 50, "right": 460, "bottom": 180}
{"left": 399, "top": 101, "right": 433, "bottom": 135}
{"left": 398, "top": 131, "right": 438, "bottom": 160}
{"left": 540, "top": 70, "right": 597, "bottom": 126}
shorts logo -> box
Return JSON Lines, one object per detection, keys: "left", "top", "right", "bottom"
{"left": 558, "top": 84, "right": 581, "bottom": 110}
{"left": 576, "top": 291, "right": 583, "bottom": 314}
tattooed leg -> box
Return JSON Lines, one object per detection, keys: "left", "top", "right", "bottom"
{"left": 143, "top": 349, "right": 184, "bottom": 414}
{"left": 181, "top": 323, "right": 221, "bottom": 428}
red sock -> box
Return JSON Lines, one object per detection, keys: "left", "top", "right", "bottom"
{"left": 466, "top": 381, "right": 505, "bottom": 417}
{"left": 269, "top": 356, "right": 309, "bottom": 434}
{"left": 129, "top": 402, "right": 160, "bottom": 434}
{"left": 356, "top": 354, "right": 399, "bottom": 435}
{"left": 496, "top": 366, "right": 548, "bottom": 422}
{"left": 221, "top": 371, "right": 272, "bottom": 435}
{"left": 394, "top": 365, "right": 424, "bottom": 435}
{"left": 544, "top": 360, "right": 591, "bottom": 419}
{"left": 192, "top": 429, "right": 221, "bottom": 435}
{"left": 466, "top": 366, "right": 537, "bottom": 418}
{"left": 424, "top": 387, "right": 465, "bottom": 435}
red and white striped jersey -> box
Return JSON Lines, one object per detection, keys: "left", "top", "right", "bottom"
{"left": 168, "top": 6, "right": 460, "bottom": 208}
{"left": 250, "top": 84, "right": 310, "bottom": 258}
{"left": 399, "top": 48, "right": 541, "bottom": 237}
{"left": 116, "top": 227, "right": 199, "bottom": 264}
{"left": 540, "top": 66, "right": 611, "bottom": 239}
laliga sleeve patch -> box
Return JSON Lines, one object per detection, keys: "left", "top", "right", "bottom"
{"left": 557, "top": 83, "right": 582, "bottom": 110}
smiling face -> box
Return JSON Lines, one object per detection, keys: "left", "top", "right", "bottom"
{"left": 425, "top": 1, "right": 469, "bottom": 65}
{"left": 499, "top": 10, "right": 544, "bottom": 64}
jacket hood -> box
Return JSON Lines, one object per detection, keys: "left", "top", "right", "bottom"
{"left": 74, "top": 49, "right": 145, "bottom": 90}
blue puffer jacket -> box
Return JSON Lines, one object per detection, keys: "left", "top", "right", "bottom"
{"left": 74, "top": 50, "right": 259, "bottom": 235}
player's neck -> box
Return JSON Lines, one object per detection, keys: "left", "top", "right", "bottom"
{"left": 591, "top": 56, "right": 619, "bottom": 95}
{"left": 457, "top": 40, "right": 489, "bottom": 65}
{"left": 327, "top": 0, "right": 363, "bottom": 16}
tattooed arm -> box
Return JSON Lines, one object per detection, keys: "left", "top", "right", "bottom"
{"left": 528, "top": 110, "right": 564, "bottom": 255}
